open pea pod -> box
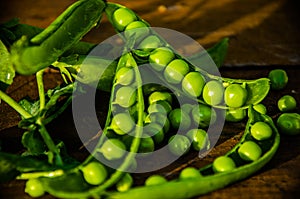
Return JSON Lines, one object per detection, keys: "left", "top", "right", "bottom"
{"left": 105, "top": 3, "right": 270, "bottom": 109}
{"left": 10, "top": 0, "right": 106, "bottom": 75}
{"left": 34, "top": 52, "right": 145, "bottom": 199}
{"left": 204, "top": 74, "right": 271, "bottom": 109}
{"left": 105, "top": 106, "right": 280, "bottom": 199}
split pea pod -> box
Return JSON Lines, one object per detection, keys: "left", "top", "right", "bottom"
{"left": 10, "top": 0, "right": 106, "bottom": 75}
{"left": 105, "top": 3, "right": 270, "bottom": 109}
{"left": 105, "top": 106, "right": 280, "bottom": 199}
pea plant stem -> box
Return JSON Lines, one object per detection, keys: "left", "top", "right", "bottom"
{"left": 36, "top": 118, "right": 63, "bottom": 166}
{"left": 0, "top": 89, "right": 32, "bottom": 119}
{"left": 36, "top": 69, "right": 45, "bottom": 110}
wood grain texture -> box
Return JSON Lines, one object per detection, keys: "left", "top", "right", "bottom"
{"left": 0, "top": 0, "right": 299, "bottom": 198}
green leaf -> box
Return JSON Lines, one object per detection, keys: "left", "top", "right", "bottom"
{"left": 188, "top": 38, "right": 229, "bottom": 68}
{"left": 0, "top": 152, "right": 53, "bottom": 182}
{"left": 0, "top": 39, "right": 15, "bottom": 90}
{"left": 40, "top": 172, "right": 91, "bottom": 198}
{"left": 22, "top": 130, "right": 47, "bottom": 155}
{"left": 19, "top": 98, "right": 40, "bottom": 116}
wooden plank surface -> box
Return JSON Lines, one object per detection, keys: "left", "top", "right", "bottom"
{"left": 0, "top": 0, "right": 299, "bottom": 198}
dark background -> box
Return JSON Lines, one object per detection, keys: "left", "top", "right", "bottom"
{"left": 0, "top": 0, "right": 299, "bottom": 198}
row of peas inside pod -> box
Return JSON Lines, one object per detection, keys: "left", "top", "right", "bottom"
{"left": 143, "top": 106, "right": 278, "bottom": 184}
{"left": 107, "top": 3, "right": 269, "bottom": 112}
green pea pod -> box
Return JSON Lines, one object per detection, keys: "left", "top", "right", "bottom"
{"left": 105, "top": 106, "right": 280, "bottom": 199}
{"left": 105, "top": 3, "right": 270, "bottom": 109}
{"left": 0, "top": 39, "right": 15, "bottom": 90}
{"left": 10, "top": 0, "right": 106, "bottom": 75}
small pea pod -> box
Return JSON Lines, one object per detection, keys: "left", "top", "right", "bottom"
{"left": 10, "top": 0, "right": 106, "bottom": 75}
{"left": 105, "top": 106, "right": 280, "bottom": 199}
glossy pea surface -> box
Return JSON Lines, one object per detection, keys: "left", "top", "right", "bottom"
{"left": 112, "top": 8, "right": 137, "bottom": 31}
{"left": 250, "top": 121, "right": 273, "bottom": 141}
{"left": 145, "top": 175, "right": 167, "bottom": 186}
{"left": 148, "top": 91, "right": 172, "bottom": 105}
{"left": 238, "top": 141, "right": 262, "bottom": 161}
{"left": 225, "top": 109, "right": 247, "bottom": 122}
{"left": 99, "top": 139, "right": 126, "bottom": 160}
{"left": 125, "top": 21, "right": 149, "bottom": 41}
{"left": 147, "top": 100, "right": 172, "bottom": 114}
{"left": 115, "top": 86, "right": 136, "bottom": 108}
{"left": 277, "top": 113, "right": 300, "bottom": 135}
{"left": 192, "top": 104, "right": 217, "bottom": 128}
{"left": 179, "top": 167, "right": 202, "bottom": 180}
{"left": 268, "top": 69, "right": 288, "bottom": 90}
{"left": 82, "top": 162, "right": 107, "bottom": 185}
{"left": 138, "top": 136, "right": 155, "bottom": 154}
{"left": 149, "top": 47, "right": 175, "bottom": 71}
{"left": 168, "top": 108, "right": 191, "bottom": 130}
{"left": 138, "top": 35, "right": 161, "bottom": 50}
{"left": 277, "top": 95, "right": 297, "bottom": 112}
{"left": 253, "top": 104, "right": 267, "bottom": 114}
{"left": 202, "top": 80, "right": 224, "bottom": 106}
{"left": 115, "top": 67, "right": 135, "bottom": 85}
{"left": 168, "top": 135, "right": 191, "bottom": 156}
{"left": 224, "top": 84, "right": 247, "bottom": 108}
{"left": 186, "top": 129, "right": 209, "bottom": 151}
{"left": 144, "top": 122, "right": 165, "bottom": 144}
{"left": 164, "top": 59, "right": 190, "bottom": 84}
{"left": 116, "top": 173, "right": 133, "bottom": 192}
{"left": 25, "top": 179, "right": 45, "bottom": 198}
{"left": 182, "top": 72, "right": 205, "bottom": 97}
{"left": 110, "top": 113, "right": 135, "bottom": 135}
{"left": 212, "top": 156, "right": 236, "bottom": 173}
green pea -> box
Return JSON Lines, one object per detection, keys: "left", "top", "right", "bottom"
{"left": 164, "top": 59, "right": 190, "bottom": 84}
{"left": 149, "top": 47, "right": 175, "bottom": 71}
{"left": 144, "top": 112, "right": 170, "bottom": 133}
{"left": 116, "top": 173, "right": 133, "bottom": 192}
{"left": 268, "top": 69, "right": 288, "bottom": 90}
{"left": 253, "top": 104, "right": 267, "bottom": 114}
{"left": 125, "top": 21, "right": 149, "bottom": 41}
{"left": 186, "top": 129, "right": 209, "bottom": 151}
{"left": 110, "top": 113, "right": 135, "bottom": 135}
{"left": 225, "top": 109, "right": 247, "bottom": 122}
{"left": 115, "top": 67, "right": 135, "bottom": 85}
{"left": 192, "top": 104, "right": 217, "bottom": 128}
{"left": 168, "top": 108, "right": 191, "bottom": 130}
{"left": 115, "top": 86, "right": 137, "bottom": 108}
{"left": 99, "top": 139, "right": 126, "bottom": 160}
{"left": 182, "top": 72, "right": 206, "bottom": 97}
{"left": 147, "top": 100, "right": 172, "bottom": 114}
{"left": 238, "top": 141, "right": 262, "bottom": 161}
{"left": 168, "top": 135, "right": 191, "bottom": 156}
{"left": 181, "top": 103, "right": 194, "bottom": 115}
{"left": 112, "top": 8, "right": 137, "bottom": 31}
{"left": 224, "top": 84, "right": 248, "bottom": 108}
{"left": 144, "top": 123, "right": 165, "bottom": 144}
{"left": 212, "top": 156, "right": 236, "bottom": 173}
{"left": 179, "top": 167, "right": 202, "bottom": 180}
{"left": 138, "top": 35, "right": 161, "bottom": 51}
{"left": 202, "top": 80, "right": 224, "bottom": 106}
{"left": 250, "top": 122, "right": 273, "bottom": 141}
{"left": 25, "top": 178, "right": 45, "bottom": 198}
{"left": 277, "top": 95, "right": 297, "bottom": 112}
{"left": 148, "top": 91, "right": 173, "bottom": 105}
{"left": 145, "top": 175, "right": 167, "bottom": 186}
{"left": 81, "top": 162, "right": 107, "bottom": 185}
{"left": 138, "top": 136, "right": 155, "bottom": 154}
{"left": 276, "top": 113, "right": 300, "bottom": 135}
